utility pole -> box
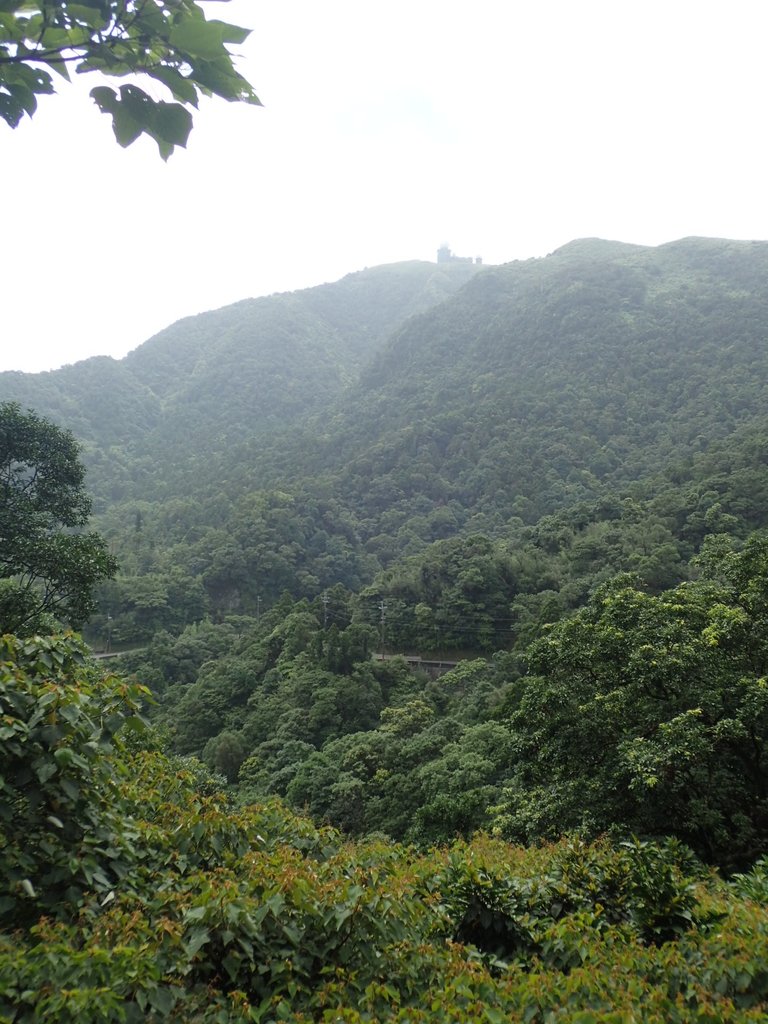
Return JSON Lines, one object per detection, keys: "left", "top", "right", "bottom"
{"left": 379, "top": 600, "right": 387, "bottom": 657}
{"left": 321, "top": 591, "right": 329, "bottom": 628}
{"left": 256, "top": 595, "right": 261, "bottom": 622}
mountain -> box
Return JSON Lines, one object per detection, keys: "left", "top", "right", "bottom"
{"left": 0, "top": 259, "right": 481, "bottom": 502}
{"left": 4, "top": 235, "right": 768, "bottom": 606}
{"left": 7, "top": 235, "right": 768, "bottom": 848}
{"left": 5, "top": 236, "right": 768, "bottom": 584}
{"left": 10, "top": 237, "right": 768, "bottom": 506}
{"left": 188, "top": 236, "right": 768, "bottom": 551}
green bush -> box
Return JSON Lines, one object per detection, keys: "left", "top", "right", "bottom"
{"left": 3, "top": 639, "right": 768, "bottom": 1022}
{"left": 0, "top": 634, "right": 148, "bottom": 925}
{"left": 730, "top": 856, "right": 768, "bottom": 904}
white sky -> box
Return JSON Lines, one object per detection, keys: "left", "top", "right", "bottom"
{"left": 2, "top": 0, "right": 768, "bottom": 372}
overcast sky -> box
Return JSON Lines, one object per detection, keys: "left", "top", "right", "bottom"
{"left": 3, "top": 0, "right": 768, "bottom": 373}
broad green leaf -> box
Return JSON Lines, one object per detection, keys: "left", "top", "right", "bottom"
{"left": 0, "top": 11, "right": 26, "bottom": 37}
{"left": 59, "top": 777, "right": 80, "bottom": 801}
{"left": 38, "top": 25, "right": 91, "bottom": 51}
{"left": 189, "top": 57, "right": 260, "bottom": 103}
{"left": 65, "top": 3, "right": 111, "bottom": 30}
{"left": 207, "top": 19, "right": 251, "bottom": 45}
{"left": 146, "top": 65, "right": 199, "bottom": 106}
{"left": 154, "top": 101, "right": 192, "bottom": 148}
{"left": 2, "top": 61, "right": 52, "bottom": 94}
{"left": 147, "top": 986, "right": 176, "bottom": 1015}
{"left": 90, "top": 83, "right": 117, "bottom": 114}
{"left": 168, "top": 19, "right": 229, "bottom": 60}
{"left": 92, "top": 84, "right": 145, "bottom": 148}
{"left": 185, "top": 925, "right": 210, "bottom": 955}
{"left": 36, "top": 761, "right": 58, "bottom": 784}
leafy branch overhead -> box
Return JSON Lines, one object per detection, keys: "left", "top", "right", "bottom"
{"left": 0, "top": 0, "right": 261, "bottom": 158}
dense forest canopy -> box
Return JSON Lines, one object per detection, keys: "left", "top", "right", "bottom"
{"left": 4, "top": 634, "right": 768, "bottom": 1021}
{"left": 5, "top": 237, "right": 768, "bottom": 1018}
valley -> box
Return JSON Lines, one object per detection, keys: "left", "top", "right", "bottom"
{"left": 4, "top": 236, "right": 768, "bottom": 1020}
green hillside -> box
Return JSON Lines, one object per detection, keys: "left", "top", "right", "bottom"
{"left": 0, "top": 259, "right": 480, "bottom": 504}
{"left": 73, "top": 235, "right": 768, "bottom": 635}
{"left": 316, "top": 237, "right": 768, "bottom": 533}
{"left": 7, "top": 235, "right": 768, "bottom": 850}
{"left": 147, "top": 234, "right": 768, "bottom": 570}
{"left": 7, "top": 236, "right": 768, "bottom": 534}
{"left": 47, "top": 240, "right": 766, "bottom": 851}
{"left": 6, "top": 239, "right": 768, "bottom": 1019}
{"left": 4, "top": 634, "right": 768, "bottom": 1022}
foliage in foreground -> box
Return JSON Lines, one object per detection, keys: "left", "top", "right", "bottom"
{"left": 492, "top": 533, "right": 768, "bottom": 870}
{"left": 3, "top": 636, "right": 768, "bottom": 1022}
{"left": 0, "top": 0, "right": 260, "bottom": 157}
{"left": 123, "top": 530, "right": 768, "bottom": 866}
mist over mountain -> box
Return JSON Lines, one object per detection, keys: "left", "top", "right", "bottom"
{"left": 4, "top": 235, "right": 768, "bottom": 544}
{"left": 315, "top": 236, "right": 768, "bottom": 532}
{"left": 0, "top": 259, "right": 480, "bottom": 475}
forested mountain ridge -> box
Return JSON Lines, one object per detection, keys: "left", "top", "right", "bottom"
{"left": 176, "top": 234, "right": 768, "bottom": 558}
{"left": 124, "top": 259, "right": 483, "bottom": 458}
{"left": 6, "top": 235, "right": 768, "bottom": 856}
{"left": 10, "top": 239, "right": 768, "bottom": 1023}
{"left": 310, "top": 236, "right": 768, "bottom": 532}
{"left": 0, "top": 258, "right": 481, "bottom": 502}
{"left": 4, "top": 236, "right": 768, "bottom": 632}
{"left": 5, "top": 235, "right": 767, "bottom": 523}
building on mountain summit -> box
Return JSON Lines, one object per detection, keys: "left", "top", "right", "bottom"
{"left": 437, "top": 244, "right": 482, "bottom": 265}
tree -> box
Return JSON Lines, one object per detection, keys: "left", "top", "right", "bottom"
{"left": 492, "top": 548, "right": 768, "bottom": 869}
{"left": 0, "top": 0, "right": 260, "bottom": 158}
{"left": 0, "top": 633, "right": 149, "bottom": 925}
{"left": 0, "top": 402, "right": 117, "bottom": 635}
